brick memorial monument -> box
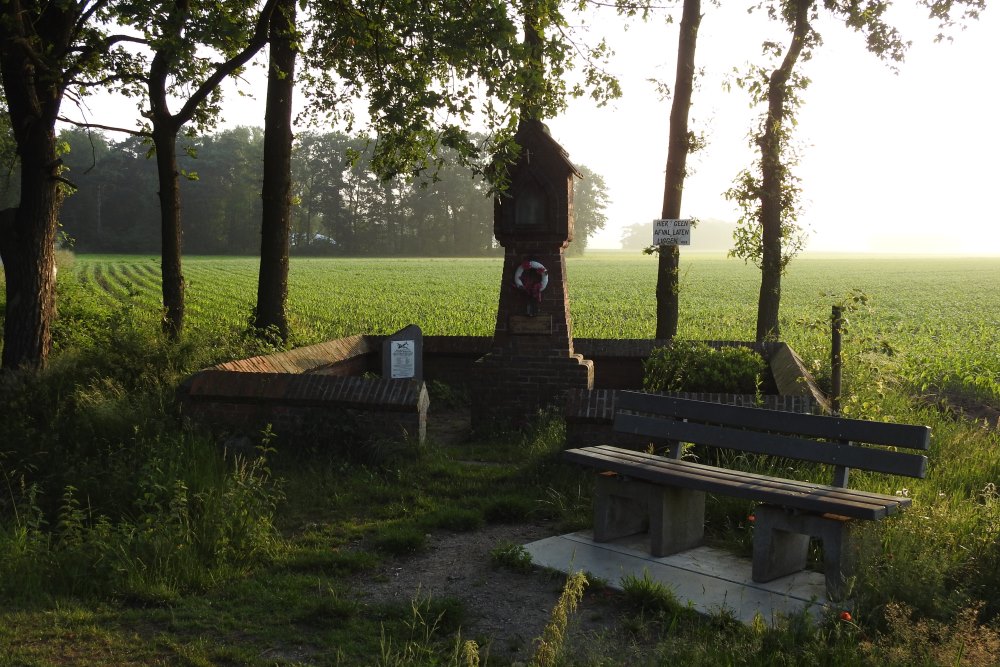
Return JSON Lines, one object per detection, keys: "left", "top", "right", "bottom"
{"left": 472, "top": 120, "right": 594, "bottom": 431}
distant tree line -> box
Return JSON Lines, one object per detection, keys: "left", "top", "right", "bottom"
{"left": 55, "top": 128, "right": 608, "bottom": 258}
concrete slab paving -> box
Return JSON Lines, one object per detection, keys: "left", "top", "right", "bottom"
{"left": 523, "top": 531, "right": 832, "bottom": 626}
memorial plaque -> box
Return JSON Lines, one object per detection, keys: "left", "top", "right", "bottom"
{"left": 382, "top": 324, "right": 423, "bottom": 382}
{"left": 390, "top": 340, "right": 415, "bottom": 378}
{"left": 510, "top": 315, "right": 553, "bottom": 335}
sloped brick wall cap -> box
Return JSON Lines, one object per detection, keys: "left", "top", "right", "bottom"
{"left": 185, "top": 370, "right": 424, "bottom": 411}
{"left": 212, "top": 335, "right": 375, "bottom": 374}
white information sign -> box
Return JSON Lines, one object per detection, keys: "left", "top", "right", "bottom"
{"left": 652, "top": 219, "right": 692, "bottom": 246}
{"left": 390, "top": 340, "right": 416, "bottom": 379}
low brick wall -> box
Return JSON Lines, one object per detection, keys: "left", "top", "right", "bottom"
{"left": 179, "top": 334, "right": 827, "bottom": 451}
{"left": 179, "top": 338, "right": 428, "bottom": 446}
{"left": 563, "top": 340, "right": 828, "bottom": 449}
{"left": 423, "top": 336, "right": 492, "bottom": 387}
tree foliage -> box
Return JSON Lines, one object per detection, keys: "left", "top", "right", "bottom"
{"left": 301, "top": 0, "right": 621, "bottom": 183}
{"left": 57, "top": 128, "right": 610, "bottom": 257}
{"left": 568, "top": 165, "right": 610, "bottom": 256}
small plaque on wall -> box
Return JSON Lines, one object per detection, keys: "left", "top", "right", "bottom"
{"left": 510, "top": 315, "right": 553, "bottom": 335}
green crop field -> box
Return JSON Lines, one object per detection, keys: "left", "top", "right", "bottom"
{"left": 67, "top": 252, "right": 1000, "bottom": 408}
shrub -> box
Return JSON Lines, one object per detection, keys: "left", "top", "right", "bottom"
{"left": 643, "top": 341, "right": 773, "bottom": 395}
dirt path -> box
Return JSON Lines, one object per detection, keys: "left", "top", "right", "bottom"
{"left": 353, "top": 522, "right": 628, "bottom": 664}
{"left": 349, "top": 406, "right": 630, "bottom": 664}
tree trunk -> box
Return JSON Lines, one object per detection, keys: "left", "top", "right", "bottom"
{"left": 655, "top": 0, "right": 701, "bottom": 340}
{"left": 0, "top": 9, "right": 67, "bottom": 371}
{"left": 255, "top": 0, "right": 297, "bottom": 342}
{"left": 0, "top": 127, "right": 59, "bottom": 369}
{"left": 756, "top": 0, "right": 811, "bottom": 343}
{"left": 153, "top": 127, "right": 185, "bottom": 339}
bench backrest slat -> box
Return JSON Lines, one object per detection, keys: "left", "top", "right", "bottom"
{"left": 617, "top": 392, "right": 930, "bottom": 450}
{"left": 615, "top": 413, "right": 927, "bottom": 478}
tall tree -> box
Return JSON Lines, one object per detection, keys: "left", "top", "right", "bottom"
{"left": 568, "top": 165, "right": 610, "bottom": 256}
{"left": 655, "top": 0, "right": 701, "bottom": 339}
{"left": 140, "top": 0, "right": 279, "bottom": 338}
{"left": 728, "top": 0, "right": 983, "bottom": 343}
{"left": 60, "top": 0, "right": 281, "bottom": 336}
{"left": 290, "top": 130, "right": 351, "bottom": 251}
{"left": 728, "top": 0, "right": 814, "bottom": 343}
{"left": 0, "top": 1, "right": 135, "bottom": 370}
{"left": 254, "top": 0, "right": 298, "bottom": 341}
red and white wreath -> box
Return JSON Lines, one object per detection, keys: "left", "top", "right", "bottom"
{"left": 513, "top": 260, "right": 549, "bottom": 302}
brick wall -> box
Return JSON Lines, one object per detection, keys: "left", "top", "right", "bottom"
{"left": 214, "top": 335, "right": 378, "bottom": 376}
{"left": 180, "top": 363, "right": 428, "bottom": 447}
{"left": 180, "top": 333, "right": 827, "bottom": 448}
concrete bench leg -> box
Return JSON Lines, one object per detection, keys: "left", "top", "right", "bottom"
{"left": 751, "top": 505, "right": 861, "bottom": 601}
{"left": 592, "top": 474, "right": 705, "bottom": 556}
{"left": 593, "top": 473, "right": 650, "bottom": 542}
{"left": 812, "top": 514, "right": 862, "bottom": 602}
{"left": 649, "top": 486, "right": 705, "bottom": 557}
{"left": 752, "top": 505, "right": 811, "bottom": 583}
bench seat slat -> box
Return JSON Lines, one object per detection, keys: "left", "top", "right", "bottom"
{"left": 565, "top": 446, "right": 910, "bottom": 520}
{"left": 615, "top": 413, "right": 928, "bottom": 479}
{"left": 617, "top": 392, "right": 931, "bottom": 450}
{"left": 580, "top": 445, "right": 910, "bottom": 507}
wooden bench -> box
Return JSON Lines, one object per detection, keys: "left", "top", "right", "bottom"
{"left": 564, "top": 391, "right": 930, "bottom": 600}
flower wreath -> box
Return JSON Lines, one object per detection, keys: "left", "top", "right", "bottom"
{"left": 513, "top": 260, "right": 549, "bottom": 302}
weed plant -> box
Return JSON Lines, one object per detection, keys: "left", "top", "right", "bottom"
{"left": 489, "top": 541, "right": 534, "bottom": 573}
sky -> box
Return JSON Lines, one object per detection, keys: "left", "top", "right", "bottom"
{"left": 73, "top": 2, "right": 1000, "bottom": 255}
{"left": 543, "top": 2, "right": 1000, "bottom": 253}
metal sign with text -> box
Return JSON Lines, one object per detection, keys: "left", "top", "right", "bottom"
{"left": 652, "top": 219, "right": 692, "bottom": 246}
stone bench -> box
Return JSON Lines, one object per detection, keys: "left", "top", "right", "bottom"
{"left": 564, "top": 391, "right": 930, "bottom": 600}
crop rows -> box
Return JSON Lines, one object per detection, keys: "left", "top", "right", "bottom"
{"left": 68, "top": 253, "right": 1000, "bottom": 406}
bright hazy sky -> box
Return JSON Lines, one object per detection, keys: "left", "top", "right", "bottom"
{"left": 74, "top": 2, "right": 999, "bottom": 255}
{"left": 547, "top": 2, "right": 999, "bottom": 254}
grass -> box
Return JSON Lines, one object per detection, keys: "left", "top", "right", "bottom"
{"left": 1, "top": 252, "right": 999, "bottom": 664}
{"left": 489, "top": 541, "right": 535, "bottom": 573}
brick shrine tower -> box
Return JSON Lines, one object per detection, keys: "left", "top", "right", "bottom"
{"left": 472, "top": 120, "right": 594, "bottom": 431}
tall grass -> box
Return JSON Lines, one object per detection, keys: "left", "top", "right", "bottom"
{"left": 0, "top": 268, "right": 286, "bottom": 604}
